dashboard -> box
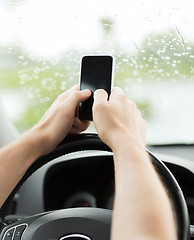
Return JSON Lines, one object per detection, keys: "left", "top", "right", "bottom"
{"left": 11, "top": 144, "right": 194, "bottom": 237}
{"left": 44, "top": 155, "right": 115, "bottom": 211}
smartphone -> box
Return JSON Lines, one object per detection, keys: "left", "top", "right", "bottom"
{"left": 78, "top": 55, "right": 114, "bottom": 121}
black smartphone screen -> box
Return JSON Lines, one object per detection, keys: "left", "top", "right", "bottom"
{"left": 78, "top": 55, "right": 114, "bottom": 121}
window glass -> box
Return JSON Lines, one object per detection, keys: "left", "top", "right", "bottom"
{"left": 0, "top": 0, "right": 194, "bottom": 144}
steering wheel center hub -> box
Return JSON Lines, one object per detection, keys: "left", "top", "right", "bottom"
{"left": 60, "top": 233, "right": 91, "bottom": 240}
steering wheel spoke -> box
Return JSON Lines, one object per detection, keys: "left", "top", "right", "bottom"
{"left": 1, "top": 208, "right": 111, "bottom": 240}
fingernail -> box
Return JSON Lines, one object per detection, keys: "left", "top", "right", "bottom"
{"left": 83, "top": 89, "right": 91, "bottom": 95}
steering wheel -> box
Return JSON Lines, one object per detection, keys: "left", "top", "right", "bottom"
{"left": 0, "top": 134, "right": 190, "bottom": 240}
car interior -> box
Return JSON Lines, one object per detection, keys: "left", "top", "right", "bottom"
{"left": 0, "top": 0, "right": 194, "bottom": 239}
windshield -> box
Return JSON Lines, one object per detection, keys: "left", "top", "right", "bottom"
{"left": 0, "top": 0, "right": 194, "bottom": 144}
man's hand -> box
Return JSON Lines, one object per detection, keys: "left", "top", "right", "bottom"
{"left": 0, "top": 85, "right": 91, "bottom": 207}
{"left": 93, "top": 87, "right": 146, "bottom": 151}
{"left": 93, "top": 87, "right": 176, "bottom": 240}
{"left": 30, "top": 85, "right": 91, "bottom": 155}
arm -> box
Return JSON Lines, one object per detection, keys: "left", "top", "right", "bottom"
{"left": 93, "top": 87, "right": 177, "bottom": 240}
{"left": 0, "top": 86, "right": 91, "bottom": 207}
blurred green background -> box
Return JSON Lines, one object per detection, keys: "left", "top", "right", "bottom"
{"left": 0, "top": 17, "right": 194, "bottom": 132}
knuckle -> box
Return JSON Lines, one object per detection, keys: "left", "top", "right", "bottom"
{"left": 128, "top": 100, "right": 137, "bottom": 109}
{"left": 143, "top": 119, "right": 147, "bottom": 128}
{"left": 137, "top": 109, "right": 142, "bottom": 117}
{"left": 56, "top": 93, "right": 64, "bottom": 101}
{"left": 70, "top": 90, "right": 79, "bottom": 100}
{"left": 117, "top": 91, "right": 126, "bottom": 100}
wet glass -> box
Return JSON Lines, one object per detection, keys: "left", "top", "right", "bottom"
{"left": 0, "top": 0, "right": 194, "bottom": 144}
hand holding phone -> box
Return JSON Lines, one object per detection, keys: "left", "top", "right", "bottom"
{"left": 78, "top": 55, "right": 114, "bottom": 121}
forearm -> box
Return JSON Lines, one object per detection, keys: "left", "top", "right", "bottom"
{"left": 0, "top": 129, "right": 44, "bottom": 207}
{"left": 0, "top": 88, "right": 91, "bottom": 208}
{"left": 111, "top": 141, "right": 177, "bottom": 240}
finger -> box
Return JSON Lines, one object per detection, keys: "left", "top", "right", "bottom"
{"left": 128, "top": 99, "right": 138, "bottom": 110}
{"left": 111, "top": 87, "right": 124, "bottom": 95}
{"left": 67, "top": 84, "right": 79, "bottom": 91}
{"left": 73, "top": 117, "right": 91, "bottom": 131}
{"left": 48, "top": 85, "right": 79, "bottom": 114}
{"left": 66, "top": 84, "right": 79, "bottom": 92}
{"left": 66, "top": 89, "right": 91, "bottom": 106}
{"left": 69, "top": 126, "right": 82, "bottom": 135}
{"left": 38, "top": 85, "right": 81, "bottom": 124}
{"left": 93, "top": 89, "right": 108, "bottom": 107}
{"left": 56, "top": 84, "right": 79, "bottom": 102}
{"left": 69, "top": 118, "right": 90, "bottom": 134}
{"left": 73, "top": 84, "right": 79, "bottom": 91}
{"left": 109, "top": 87, "right": 125, "bottom": 102}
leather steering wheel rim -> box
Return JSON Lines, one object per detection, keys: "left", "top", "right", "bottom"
{"left": 0, "top": 133, "right": 190, "bottom": 240}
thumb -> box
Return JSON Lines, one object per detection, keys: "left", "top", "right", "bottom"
{"left": 93, "top": 89, "right": 108, "bottom": 107}
{"left": 67, "top": 89, "right": 91, "bottom": 106}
